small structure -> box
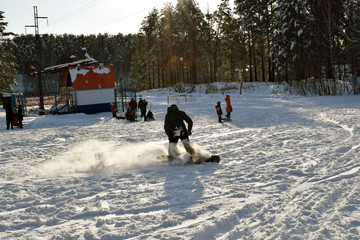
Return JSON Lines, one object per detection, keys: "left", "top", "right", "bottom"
{"left": 66, "top": 64, "right": 116, "bottom": 114}
{"left": 1, "top": 92, "right": 26, "bottom": 116}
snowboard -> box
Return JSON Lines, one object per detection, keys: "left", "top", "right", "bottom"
{"left": 157, "top": 154, "right": 220, "bottom": 165}
{"left": 188, "top": 155, "right": 220, "bottom": 165}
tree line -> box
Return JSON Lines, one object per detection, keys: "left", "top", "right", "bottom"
{"left": 2, "top": 0, "right": 360, "bottom": 94}
{"left": 131, "top": 0, "right": 360, "bottom": 93}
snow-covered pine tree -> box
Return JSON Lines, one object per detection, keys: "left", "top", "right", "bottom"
{"left": 0, "top": 11, "right": 18, "bottom": 92}
{"left": 271, "top": 0, "right": 313, "bottom": 82}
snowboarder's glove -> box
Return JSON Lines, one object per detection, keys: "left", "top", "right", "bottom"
{"left": 187, "top": 130, "right": 192, "bottom": 136}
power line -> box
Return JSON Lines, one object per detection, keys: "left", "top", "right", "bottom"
{"left": 80, "top": 3, "right": 164, "bottom": 34}
{"left": 46, "top": 0, "right": 105, "bottom": 26}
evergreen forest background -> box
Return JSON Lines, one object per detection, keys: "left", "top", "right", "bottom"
{"left": 2, "top": 0, "right": 360, "bottom": 95}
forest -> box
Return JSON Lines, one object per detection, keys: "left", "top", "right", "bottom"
{"left": 2, "top": 0, "right": 360, "bottom": 95}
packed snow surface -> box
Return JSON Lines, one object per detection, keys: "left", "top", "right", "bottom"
{"left": 1, "top": 83, "right": 360, "bottom": 239}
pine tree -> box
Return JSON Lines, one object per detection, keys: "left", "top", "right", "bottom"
{"left": 339, "top": 0, "right": 360, "bottom": 93}
{"left": 216, "top": 0, "right": 243, "bottom": 82}
{"left": 175, "top": 0, "right": 205, "bottom": 84}
{"left": 0, "top": 11, "right": 18, "bottom": 92}
{"left": 271, "top": 0, "right": 314, "bottom": 81}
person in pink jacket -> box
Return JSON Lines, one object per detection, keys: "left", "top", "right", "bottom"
{"left": 224, "top": 95, "right": 232, "bottom": 121}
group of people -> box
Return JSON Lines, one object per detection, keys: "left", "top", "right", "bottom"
{"left": 215, "top": 94, "right": 233, "bottom": 123}
{"left": 110, "top": 97, "right": 155, "bottom": 122}
{"left": 5, "top": 104, "right": 23, "bottom": 130}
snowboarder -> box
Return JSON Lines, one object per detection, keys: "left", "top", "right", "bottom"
{"left": 5, "top": 103, "right": 14, "bottom": 130}
{"left": 225, "top": 95, "right": 232, "bottom": 121}
{"left": 146, "top": 109, "right": 155, "bottom": 121}
{"left": 125, "top": 108, "right": 136, "bottom": 122}
{"left": 110, "top": 103, "right": 117, "bottom": 118}
{"left": 129, "top": 98, "right": 137, "bottom": 115}
{"left": 215, "top": 101, "right": 223, "bottom": 123}
{"left": 164, "top": 104, "right": 195, "bottom": 159}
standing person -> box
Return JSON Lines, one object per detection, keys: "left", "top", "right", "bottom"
{"left": 17, "top": 105, "right": 23, "bottom": 128}
{"left": 224, "top": 95, "right": 233, "bottom": 121}
{"left": 139, "top": 99, "right": 148, "bottom": 121}
{"left": 5, "top": 103, "right": 14, "bottom": 130}
{"left": 110, "top": 103, "right": 117, "bottom": 118}
{"left": 164, "top": 104, "right": 195, "bottom": 159}
{"left": 138, "top": 98, "right": 144, "bottom": 117}
{"left": 129, "top": 98, "right": 137, "bottom": 115}
{"left": 215, "top": 101, "right": 223, "bottom": 123}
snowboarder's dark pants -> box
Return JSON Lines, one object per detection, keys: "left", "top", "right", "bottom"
{"left": 6, "top": 118, "right": 13, "bottom": 130}
{"left": 168, "top": 130, "right": 194, "bottom": 156}
{"left": 168, "top": 130, "right": 189, "bottom": 143}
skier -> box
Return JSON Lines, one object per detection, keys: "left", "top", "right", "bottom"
{"left": 215, "top": 101, "right": 223, "bottom": 123}
{"left": 5, "top": 103, "right": 14, "bottom": 130}
{"left": 164, "top": 104, "right": 195, "bottom": 159}
{"left": 224, "top": 95, "right": 232, "bottom": 121}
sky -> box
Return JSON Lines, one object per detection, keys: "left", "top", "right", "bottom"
{"left": 2, "top": 0, "right": 223, "bottom": 36}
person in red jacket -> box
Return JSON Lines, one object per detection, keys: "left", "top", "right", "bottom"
{"left": 129, "top": 98, "right": 137, "bottom": 115}
{"left": 125, "top": 108, "right": 136, "bottom": 121}
{"left": 110, "top": 103, "right": 117, "bottom": 118}
{"left": 224, "top": 95, "right": 232, "bottom": 121}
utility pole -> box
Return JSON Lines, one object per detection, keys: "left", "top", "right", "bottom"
{"left": 25, "top": 6, "right": 48, "bottom": 115}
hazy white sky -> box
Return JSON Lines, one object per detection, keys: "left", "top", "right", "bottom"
{"left": 2, "top": 0, "right": 223, "bottom": 35}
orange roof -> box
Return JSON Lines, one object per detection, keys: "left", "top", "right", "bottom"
{"left": 67, "top": 65, "right": 116, "bottom": 90}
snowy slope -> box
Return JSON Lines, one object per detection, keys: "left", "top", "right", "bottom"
{"left": 1, "top": 83, "right": 360, "bottom": 239}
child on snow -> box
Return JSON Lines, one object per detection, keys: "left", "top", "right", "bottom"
{"left": 215, "top": 101, "right": 223, "bottom": 123}
{"left": 146, "top": 109, "right": 155, "bottom": 121}
{"left": 225, "top": 95, "right": 232, "bottom": 121}
{"left": 125, "top": 108, "right": 136, "bottom": 122}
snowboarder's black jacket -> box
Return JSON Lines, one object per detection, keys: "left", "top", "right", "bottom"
{"left": 164, "top": 104, "right": 193, "bottom": 137}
